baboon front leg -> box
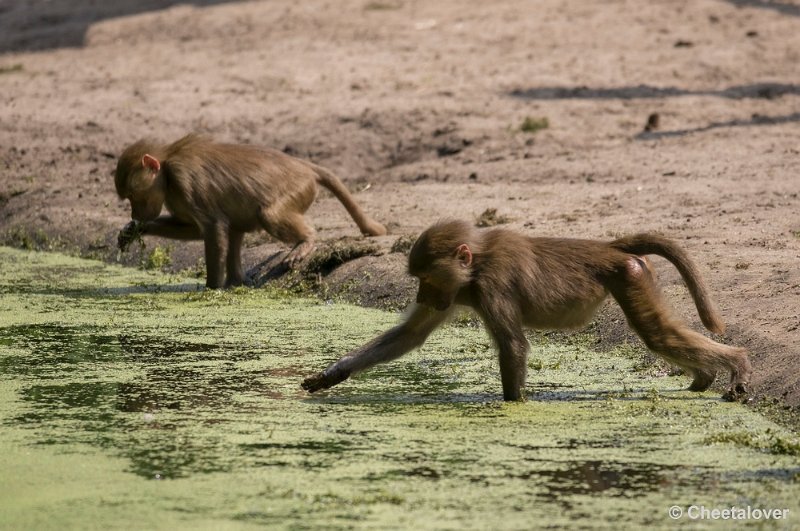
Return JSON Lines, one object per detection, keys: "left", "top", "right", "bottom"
{"left": 606, "top": 257, "right": 751, "bottom": 398}
{"left": 143, "top": 216, "right": 204, "bottom": 240}
{"left": 225, "top": 229, "right": 245, "bottom": 287}
{"left": 498, "top": 336, "right": 529, "bottom": 401}
{"left": 483, "top": 314, "right": 529, "bottom": 401}
{"left": 498, "top": 343, "right": 529, "bottom": 401}
{"left": 302, "top": 305, "right": 454, "bottom": 393}
{"left": 203, "top": 224, "right": 228, "bottom": 289}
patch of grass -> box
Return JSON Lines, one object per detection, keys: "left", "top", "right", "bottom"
{"left": 771, "top": 436, "right": 800, "bottom": 456}
{"left": 4, "top": 227, "right": 52, "bottom": 251}
{"left": 257, "top": 284, "right": 299, "bottom": 300}
{"left": 528, "top": 356, "right": 565, "bottom": 371}
{"left": 644, "top": 387, "right": 662, "bottom": 403}
{"left": 0, "top": 63, "right": 23, "bottom": 75}
{"left": 613, "top": 342, "right": 645, "bottom": 360}
{"left": 364, "top": 1, "right": 402, "bottom": 10}
{"left": 352, "top": 491, "right": 405, "bottom": 505}
{"left": 520, "top": 116, "right": 549, "bottom": 133}
{"left": 452, "top": 310, "right": 481, "bottom": 328}
{"left": 390, "top": 234, "right": 417, "bottom": 254}
{"left": 180, "top": 284, "right": 299, "bottom": 305}
{"left": 705, "top": 431, "right": 800, "bottom": 457}
{"left": 142, "top": 246, "right": 172, "bottom": 270}
{"left": 183, "top": 286, "right": 248, "bottom": 305}
{"left": 476, "top": 208, "right": 512, "bottom": 227}
{"left": 181, "top": 257, "right": 206, "bottom": 279}
{"left": 603, "top": 386, "right": 634, "bottom": 400}
{"left": 643, "top": 387, "right": 665, "bottom": 413}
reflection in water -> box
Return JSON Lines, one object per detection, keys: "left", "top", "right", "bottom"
{"left": 365, "top": 466, "right": 445, "bottom": 481}
{"left": 241, "top": 440, "right": 357, "bottom": 453}
{"left": 0, "top": 323, "right": 292, "bottom": 479}
{"left": 0, "top": 324, "right": 119, "bottom": 375}
{"left": 529, "top": 460, "right": 692, "bottom": 507}
{"left": 0, "top": 323, "right": 234, "bottom": 374}
{"left": 460, "top": 460, "right": 698, "bottom": 509}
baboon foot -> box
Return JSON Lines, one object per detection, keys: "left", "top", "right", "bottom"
{"left": 225, "top": 273, "right": 248, "bottom": 288}
{"left": 283, "top": 241, "right": 315, "bottom": 269}
{"left": 688, "top": 370, "right": 717, "bottom": 392}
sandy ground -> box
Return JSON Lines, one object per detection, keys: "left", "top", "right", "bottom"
{"left": 0, "top": 0, "right": 798, "bottom": 406}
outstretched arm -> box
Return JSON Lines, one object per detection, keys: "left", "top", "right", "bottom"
{"left": 118, "top": 217, "right": 203, "bottom": 251}
{"left": 142, "top": 216, "right": 204, "bottom": 240}
{"left": 301, "top": 304, "right": 454, "bottom": 393}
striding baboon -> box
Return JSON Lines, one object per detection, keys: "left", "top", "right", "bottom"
{"left": 302, "top": 220, "right": 751, "bottom": 401}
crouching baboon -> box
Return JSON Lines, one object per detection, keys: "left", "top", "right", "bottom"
{"left": 302, "top": 220, "right": 751, "bottom": 401}
{"left": 115, "top": 134, "right": 387, "bottom": 288}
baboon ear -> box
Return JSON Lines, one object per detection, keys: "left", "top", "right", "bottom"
{"left": 142, "top": 154, "right": 161, "bottom": 173}
{"left": 455, "top": 244, "right": 472, "bottom": 267}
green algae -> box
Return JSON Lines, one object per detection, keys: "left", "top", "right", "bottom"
{"left": 142, "top": 245, "right": 173, "bottom": 271}
{"left": 0, "top": 246, "right": 798, "bottom": 530}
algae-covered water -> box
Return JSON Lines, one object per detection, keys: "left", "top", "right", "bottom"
{"left": 0, "top": 247, "right": 798, "bottom": 530}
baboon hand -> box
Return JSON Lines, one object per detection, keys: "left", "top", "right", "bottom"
{"left": 117, "top": 221, "right": 144, "bottom": 252}
{"left": 301, "top": 366, "right": 350, "bottom": 393}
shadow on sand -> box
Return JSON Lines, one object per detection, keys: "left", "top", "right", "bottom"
{"left": 0, "top": 0, "right": 242, "bottom": 53}
{"left": 509, "top": 83, "right": 800, "bottom": 139}
{"left": 724, "top": 0, "right": 800, "bottom": 17}
{"left": 509, "top": 83, "right": 800, "bottom": 101}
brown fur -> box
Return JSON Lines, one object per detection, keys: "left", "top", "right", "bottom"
{"left": 302, "top": 219, "right": 751, "bottom": 401}
{"left": 115, "top": 134, "right": 386, "bottom": 288}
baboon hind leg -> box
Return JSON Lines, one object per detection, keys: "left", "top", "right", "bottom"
{"left": 687, "top": 368, "right": 717, "bottom": 392}
{"left": 258, "top": 207, "right": 316, "bottom": 268}
{"left": 605, "top": 257, "right": 751, "bottom": 398}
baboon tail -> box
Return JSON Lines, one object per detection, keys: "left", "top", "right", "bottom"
{"left": 610, "top": 233, "right": 725, "bottom": 334}
{"left": 307, "top": 163, "right": 387, "bottom": 237}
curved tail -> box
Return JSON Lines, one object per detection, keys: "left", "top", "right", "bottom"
{"left": 611, "top": 233, "right": 725, "bottom": 334}
{"left": 307, "top": 163, "right": 387, "bottom": 236}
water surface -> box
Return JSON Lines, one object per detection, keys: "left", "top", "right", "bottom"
{"left": 0, "top": 247, "right": 797, "bottom": 529}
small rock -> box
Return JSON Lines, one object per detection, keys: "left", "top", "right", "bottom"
{"left": 644, "top": 113, "right": 660, "bottom": 132}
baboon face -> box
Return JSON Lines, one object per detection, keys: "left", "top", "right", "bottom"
{"left": 413, "top": 259, "right": 467, "bottom": 311}
{"left": 126, "top": 187, "right": 164, "bottom": 222}
{"left": 115, "top": 150, "right": 164, "bottom": 222}
{"left": 415, "top": 275, "right": 455, "bottom": 311}
{"left": 409, "top": 223, "right": 474, "bottom": 312}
